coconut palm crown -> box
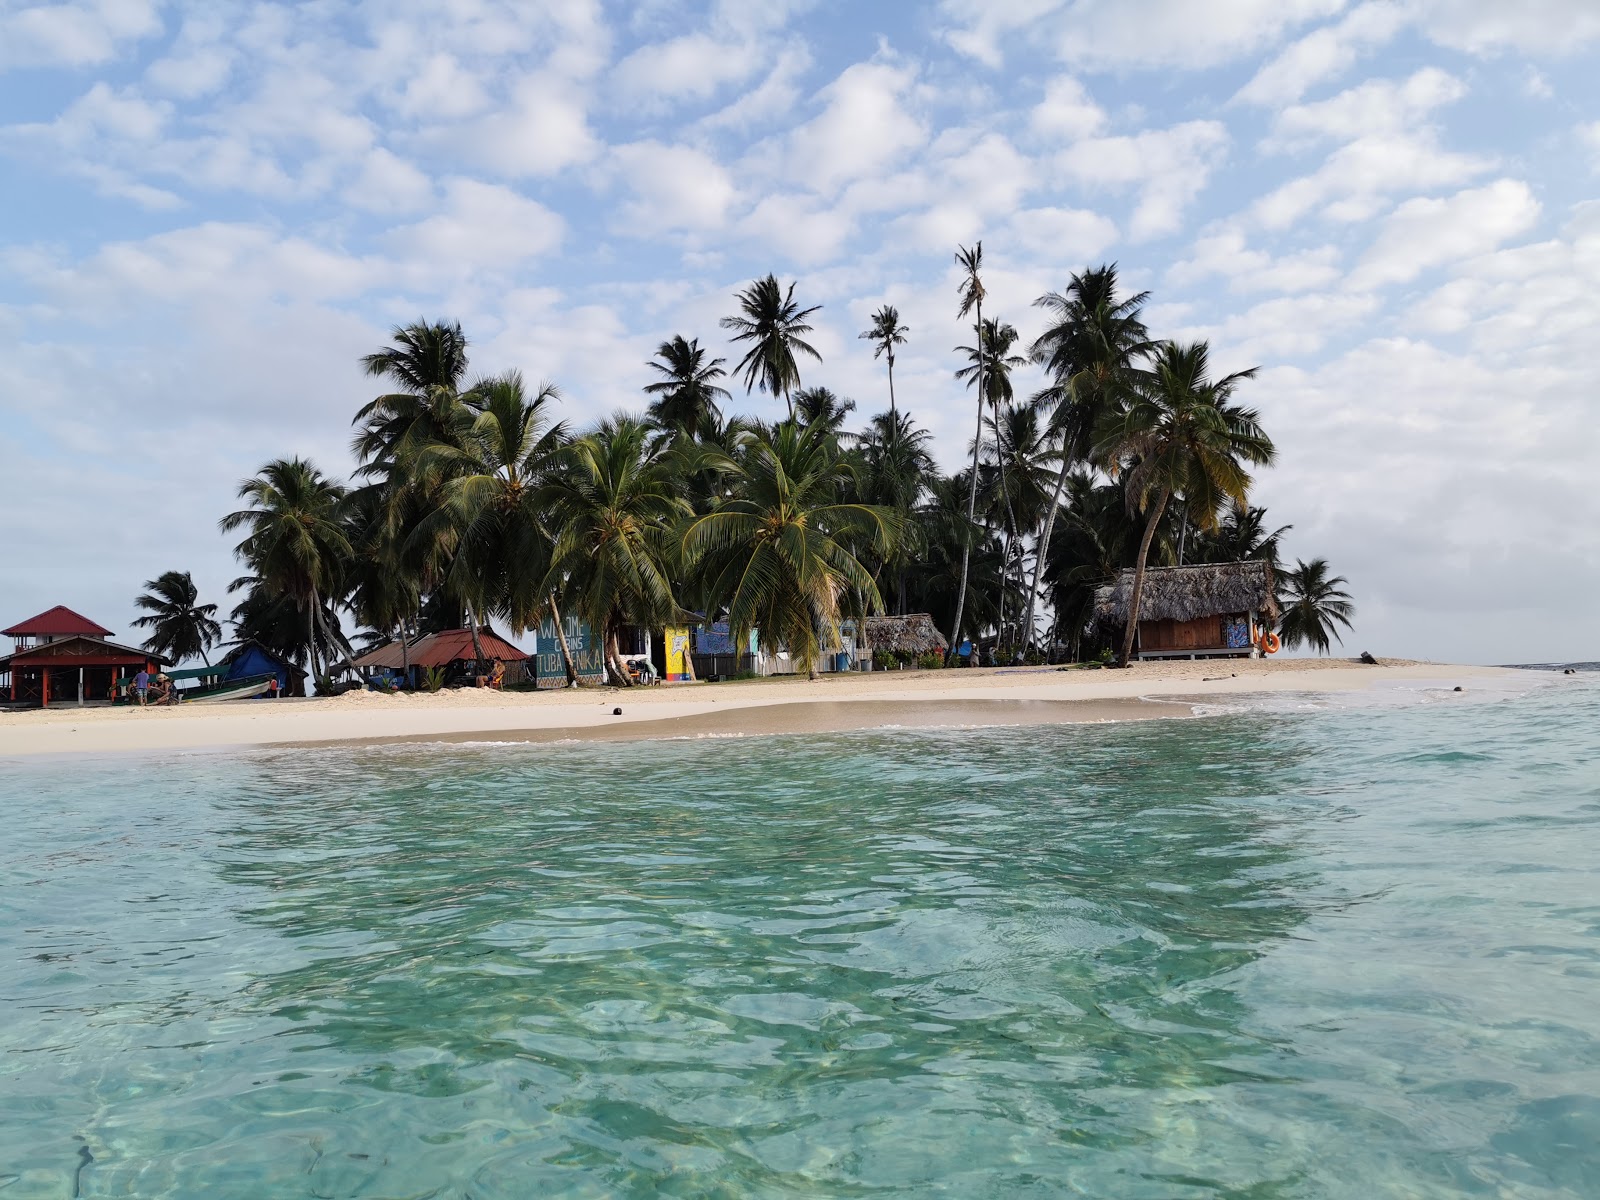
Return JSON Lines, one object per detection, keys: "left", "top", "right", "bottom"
{"left": 1277, "top": 558, "right": 1356, "bottom": 654}
{"left": 131, "top": 570, "right": 223, "bottom": 665}
{"left": 719, "top": 274, "right": 822, "bottom": 418}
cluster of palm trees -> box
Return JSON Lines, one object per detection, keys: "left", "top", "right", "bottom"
{"left": 136, "top": 255, "right": 1358, "bottom": 683}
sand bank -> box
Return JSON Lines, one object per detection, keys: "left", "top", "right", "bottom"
{"left": 0, "top": 659, "right": 1534, "bottom": 758}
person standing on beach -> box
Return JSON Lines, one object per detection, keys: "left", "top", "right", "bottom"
{"left": 134, "top": 667, "right": 150, "bottom": 706}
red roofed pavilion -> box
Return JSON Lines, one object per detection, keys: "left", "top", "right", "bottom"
{"left": 1, "top": 607, "right": 168, "bottom": 707}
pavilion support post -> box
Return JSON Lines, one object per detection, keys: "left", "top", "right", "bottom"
{"left": 42, "top": 668, "right": 49, "bottom": 709}
{"left": 78, "top": 666, "right": 85, "bottom": 706}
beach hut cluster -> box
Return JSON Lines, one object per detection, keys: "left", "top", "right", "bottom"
{"left": 0, "top": 606, "right": 309, "bottom": 707}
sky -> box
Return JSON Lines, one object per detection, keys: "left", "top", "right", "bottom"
{"left": 2, "top": 0, "right": 1597, "bottom": 665}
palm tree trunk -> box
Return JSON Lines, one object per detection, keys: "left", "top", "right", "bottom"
{"left": 306, "top": 585, "right": 323, "bottom": 682}
{"left": 887, "top": 356, "right": 897, "bottom": 421}
{"left": 605, "top": 623, "right": 634, "bottom": 688}
{"left": 400, "top": 621, "right": 411, "bottom": 680}
{"left": 993, "top": 405, "right": 1019, "bottom": 655}
{"left": 948, "top": 300, "right": 984, "bottom": 659}
{"left": 1022, "top": 453, "right": 1072, "bottom": 657}
{"left": 465, "top": 599, "right": 485, "bottom": 665}
{"left": 548, "top": 593, "right": 578, "bottom": 686}
{"left": 1118, "top": 489, "right": 1170, "bottom": 668}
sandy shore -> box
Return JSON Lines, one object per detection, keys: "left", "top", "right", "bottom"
{"left": 0, "top": 659, "right": 1535, "bottom": 758}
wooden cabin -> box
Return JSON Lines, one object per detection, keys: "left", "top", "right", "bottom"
{"left": 0, "top": 605, "right": 170, "bottom": 706}
{"left": 1092, "top": 562, "right": 1278, "bottom": 660}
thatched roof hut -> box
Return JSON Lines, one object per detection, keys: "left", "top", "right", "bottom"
{"left": 1093, "top": 561, "right": 1278, "bottom": 637}
{"left": 862, "top": 613, "right": 949, "bottom": 655}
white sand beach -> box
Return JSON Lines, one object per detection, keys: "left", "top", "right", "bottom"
{"left": 0, "top": 659, "right": 1534, "bottom": 758}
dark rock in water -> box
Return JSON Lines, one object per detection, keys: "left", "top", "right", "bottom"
{"left": 613, "top": 707, "right": 623, "bottom": 716}
{"left": 1454, "top": 686, "right": 1464, "bottom": 692}
{"left": 1359, "top": 651, "right": 1379, "bottom": 665}
{"left": 1565, "top": 668, "right": 1577, "bottom": 675}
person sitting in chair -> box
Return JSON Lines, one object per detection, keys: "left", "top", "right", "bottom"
{"left": 475, "top": 659, "right": 506, "bottom": 689}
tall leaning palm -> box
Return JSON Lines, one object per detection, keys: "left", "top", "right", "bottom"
{"left": 1095, "top": 341, "right": 1274, "bottom": 667}
{"left": 859, "top": 304, "right": 909, "bottom": 419}
{"left": 685, "top": 422, "right": 897, "bottom": 679}
{"left": 1021, "top": 265, "right": 1152, "bottom": 652}
{"left": 947, "top": 241, "right": 987, "bottom": 657}
{"left": 644, "top": 335, "right": 730, "bottom": 440}
{"left": 1278, "top": 558, "right": 1356, "bottom": 654}
{"left": 131, "top": 570, "right": 223, "bottom": 665}
{"left": 219, "top": 458, "right": 352, "bottom": 681}
{"left": 720, "top": 274, "right": 822, "bottom": 419}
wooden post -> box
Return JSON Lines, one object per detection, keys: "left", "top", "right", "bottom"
{"left": 78, "top": 666, "right": 85, "bottom": 706}
{"left": 41, "top": 667, "right": 49, "bottom": 708}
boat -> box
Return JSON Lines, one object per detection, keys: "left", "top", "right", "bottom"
{"left": 164, "top": 667, "right": 277, "bottom": 704}
{"left": 182, "top": 674, "right": 274, "bottom": 703}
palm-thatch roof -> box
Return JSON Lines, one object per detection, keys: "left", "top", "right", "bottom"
{"left": 1092, "top": 561, "right": 1278, "bottom": 630}
{"left": 862, "top": 613, "right": 949, "bottom": 655}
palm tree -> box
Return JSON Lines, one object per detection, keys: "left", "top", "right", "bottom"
{"left": 958, "top": 317, "right": 1029, "bottom": 646}
{"left": 219, "top": 458, "right": 352, "bottom": 681}
{"left": 947, "top": 240, "right": 986, "bottom": 657}
{"left": 131, "top": 570, "right": 223, "bottom": 665}
{"left": 1095, "top": 341, "right": 1275, "bottom": 667}
{"left": 361, "top": 319, "right": 469, "bottom": 392}
{"left": 353, "top": 320, "right": 473, "bottom": 466}
{"left": 859, "top": 304, "right": 909, "bottom": 419}
{"left": 409, "top": 372, "right": 566, "bottom": 637}
{"left": 720, "top": 274, "right": 822, "bottom": 419}
{"left": 857, "top": 409, "right": 936, "bottom": 613}
{"left": 793, "top": 386, "right": 856, "bottom": 436}
{"left": 1191, "top": 502, "right": 1292, "bottom": 569}
{"left": 684, "top": 421, "right": 897, "bottom": 678}
{"left": 1278, "top": 558, "right": 1356, "bottom": 653}
{"left": 1021, "top": 266, "right": 1152, "bottom": 652}
{"left": 644, "top": 335, "right": 730, "bottom": 440}
{"left": 538, "top": 417, "right": 691, "bottom": 686}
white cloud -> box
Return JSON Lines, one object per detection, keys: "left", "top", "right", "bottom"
{"left": 1253, "top": 133, "right": 1492, "bottom": 229}
{"left": 611, "top": 32, "right": 761, "bottom": 105}
{"left": 1058, "top": 121, "right": 1228, "bottom": 240}
{"left": 1168, "top": 229, "right": 1343, "bottom": 294}
{"left": 387, "top": 179, "right": 565, "bottom": 274}
{"left": 0, "top": 0, "right": 162, "bottom": 70}
{"left": 343, "top": 148, "right": 436, "bottom": 215}
{"left": 1580, "top": 122, "right": 1600, "bottom": 169}
{"left": 940, "top": 0, "right": 1345, "bottom": 69}
{"left": 609, "top": 141, "right": 737, "bottom": 233}
{"left": 697, "top": 43, "right": 813, "bottom": 131}
{"left": 1265, "top": 67, "right": 1466, "bottom": 150}
{"left": 1406, "top": 0, "right": 1600, "bottom": 54}
{"left": 450, "top": 73, "right": 600, "bottom": 177}
{"left": 781, "top": 60, "right": 926, "bottom": 195}
{"left": 1235, "top": 2, "right": 1407, "bottom": 106}
{"left": 1030, "top": 76, "right": 1106, "bottom": 141}
{"left": 737, "top": 194, "right": 855, "bottom": 265}
{"left": 1351, "top": 178, "right": 1541, "bottom": 288}
{"left": 1007, "top": 206, "right": 1120, "bottom": 263}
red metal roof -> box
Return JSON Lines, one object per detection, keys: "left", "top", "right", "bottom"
{"left": 352, "top": 627, "right": 529, "bottom": 671}
{"left": 3, "top": 606, "right": 114, "bottom": 637}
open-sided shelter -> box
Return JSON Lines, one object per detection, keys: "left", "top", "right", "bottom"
{"left": 221, "top": 639, "right": 308, "bottom": 697}
{"left": 1092, "top": 561, "right": 1278, "bottom": 659}
{"left": 352, "top": 626, "right": 529, "bottom": 688}
{"left": 0, "top": 605, "right": 169, "bottom": 706}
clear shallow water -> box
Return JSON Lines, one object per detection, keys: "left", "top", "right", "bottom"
{"left": 3, "top": 681, "right": 1599, "bottom": 1198}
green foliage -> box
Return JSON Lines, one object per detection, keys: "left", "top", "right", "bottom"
{"left": 916, "top": 652, "right": 943, "bottom": 670}
{"left": 1278, "top": 558, "right": 1356, "bottom": 654}
{"left": 131, "top": 570, "right": 222, "bottom": 666}
{"left": 422, "top": 666, "right": 447, "bottom": 693}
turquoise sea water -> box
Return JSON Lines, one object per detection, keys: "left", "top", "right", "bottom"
{"left": 3, "top": 680, "right": 1599, "bottom": 1198}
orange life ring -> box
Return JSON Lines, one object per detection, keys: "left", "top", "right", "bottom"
{"left": 1258, "top": 631, "right": 1281, "bottom": 655}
